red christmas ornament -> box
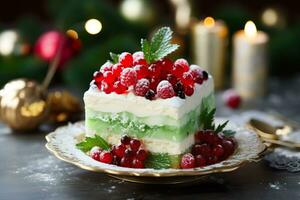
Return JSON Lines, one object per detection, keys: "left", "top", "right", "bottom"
{"left": 34, "top": 30, "right": 80, "bottom": 68}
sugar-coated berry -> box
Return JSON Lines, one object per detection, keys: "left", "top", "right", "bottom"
{"left": 120, "top": 157, "right": 132, "bottom": 168}
{"left": 180, "top": 153, "right": 195, "bottom": 169}
{"left": 113, "top": 144, "right": 126, "bottom": 158}
{"left": 145, "top": 89, "right": 155, "bottom": 100}
{"left": 132, "top": 51, "right": 144, "bottom": 60}
{"left": 136, "top": 149, "right": 147, "bottom": 161}
{"left": 113, "top": 81, "right": 127, "bottom": 94}
{"left": 212, "top": 144, "right": 225, "bottom": 157}
{"left": 134, "top": 78, "right": 150, "bottom": 97}
{"left": 103, "top": 71, "right": 115, "bottom": 84}
{"left": 195, "top": 154, "right": 206, "bottom": 167}
{"left": 90, "top": 146, "right": 102, "bottom": 161}
{"left": 132, "top": 159, "right": 144, "bottom": 168}
{"left": 223, "top": 89, "right": 241, "bottom": 109}
{"left": 99, "top": 150, "right": 113, "bottom": 164}
{"left": 190, "top": 67, "right": 203, "bottom": 84}
{"left": 156, "top": 80, "right": 175, "bottom": 99}
{"left": 133, "top": 64, "right": 148, "bottom": 79}
{"left": 93, "top": 71, "right": 103, "bottom": 84}
{"left": 100, "top": 61, "right": 113, "bottom": 73}
{"left": 172, "top": 58, "right": 189, "bottom": 78}
{"left": 181, "top": 71, "right": 194, "bottom": 86}
{"left": 133, "top": 58, "right": 147, "bottom": 66}
{"left": 120, "top": 68, "right": 137, "bottom": 87}
{"left": 130, "top": 139, "right": 141, "bottom": 152}
{"left": 184, "top": 85, "right": 194, "bottom": 96}
{"left": 121, "top": 135, "right": 131, "bottom": 145}
{"left": 119, "top": 52, "right": 133, "bottom": 67}
{"left": 112, "top": 63, "right": 123, "bottom": 76}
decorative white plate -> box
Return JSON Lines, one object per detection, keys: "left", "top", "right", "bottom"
{"left": 45, "top": 119, "right": 267, "bottom": 184}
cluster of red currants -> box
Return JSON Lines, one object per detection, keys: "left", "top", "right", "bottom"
{"left": 180, "top": 130, "right": 237, "bottom": 169}
{"left": 90, "top": 135, "right": 148, "bottom": 168}
{"left": 92, "top": 51, "right": 209, "bottom": 100}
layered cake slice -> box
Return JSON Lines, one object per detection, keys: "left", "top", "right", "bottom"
{"left": 81, "top": 27, "right": 235, "bottom": 169}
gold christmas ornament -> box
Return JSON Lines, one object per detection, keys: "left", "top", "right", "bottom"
{"left": 0, "top": 79, "right": 48, "bottom": 131}
{"left": 47, "top": 91, "right": 82, "bottom": 123}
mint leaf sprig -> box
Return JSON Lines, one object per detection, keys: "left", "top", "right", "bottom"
{"left": 141, "top": 27, "right": 179, "bottom": 63}
{"left": 200, "top": 101, "right": 236, "bottom": 136}
{"left": 145, "top": 153, "right": 171, "bottom": 169}
{"left": 76, "top": 135, "right": 110, "bottom": 152}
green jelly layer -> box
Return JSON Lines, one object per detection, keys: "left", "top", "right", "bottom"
{"left": 85, "top": 94, "right": 215, "bottom": 142}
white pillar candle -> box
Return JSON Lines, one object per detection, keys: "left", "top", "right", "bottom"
{"left": 192, "top": 17, "right": 228, "bottom": 89}
{"left": 233, "top": 21, "right": 269, "bottom": 101}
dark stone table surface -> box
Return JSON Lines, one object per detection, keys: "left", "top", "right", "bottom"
{"left": 1, "top": 77, "right": 300, "bottom": 200}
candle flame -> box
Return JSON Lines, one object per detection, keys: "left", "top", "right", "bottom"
{"left": 244, "top": 21, "right": 257, "bottom": 37}
{"left": 204, "top": 17, "right": 215, "bottom": 27}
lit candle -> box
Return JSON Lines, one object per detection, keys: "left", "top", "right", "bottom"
{"left": 192, "top": 17, "right": 228, "bottom": 89}
{"left": 233, "top": 21, "right": 269, "bottom": 101}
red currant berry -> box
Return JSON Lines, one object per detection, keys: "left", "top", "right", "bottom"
{"left": 184, "top": 85, "right": 194, "bottom": 96}
{"left": 180, "top": 153, "right": 195, "bottom": 169}
{"left": 120, "top": 157, "right": 132, "bottom": 168}
{"left": 132, "top": 51, "right": 144, "bottom": 60}
{"left": 212, "top": 144, "right": 225, "bottom": 158}
{"left": 195, "top": 131, "right": 205, "bottom": 144}
{"left": 149, "top": 78, "right": 160, "bottom": 91}
{"left": 112, "top": 155, "right": 120, "bottom": 166}
{"left": 223, "top": 89, "right": 242, "bottom": 109}
{"left": 90, "top": 147, "right": 102, "bottom": 161}
{"left": 161, "top": 58, "right": 173, "bottom": 73}
{"left": 166, "top": 74, "right": 178, "bottom": 86}
{"left": 120, "top": 68, "right": 137, "bottom": 87}
{"left": 207, "top": 155, "right": 218, "bottom": 165}
{"left": 130, "top": 139, "right": 141, "bottom": 152}
{"left": 93, "top": 71, "right": 103, "bottom": 84}
{"left": 124, "top": 149, "right": 134, "bottom": 159}
{"left": 133, "top": 58, "right": 147, "bottom": 66}
{"left": 101, "top": 81, "right": 113, "bottom": 94}
{"left": 133, "top": 64, "right": 148, "bottom": 79}
{"left": 112, "top": 63, "right": 123, "bottom": 77}
{"left": 121, "top": 135, "right": 131, "bottom": 145}
{"left": 181, "top": 71, "right": 194, "bottom": 86}
{"left": 136, "top": 149, "right": 147, "bottom": 161}
{"left": 172, "top": 58, "right": 189, "bottom": 78}
{"left": 132, "top": 159, "right": 144, "bottom": 168}
{"left": 199, "top": 143, "right": 211, "bottom": 156}
{"left": 195, "top": 154, "right": 206, "bottom": 167}
{"left": 100, "top": 62, "right": 113, "bottom": 73}
{"left": 99, "top": 150, "right": 113, "bottom": 164}
{"left": 114, "top": 144, "right": 126, "bottom": 158}
{"left": 113, "top": 81, "right": 127, "bottom": 94}
{"left": 119, "top": 52, "right": 133, "bottom": 67}
{"left": 103, "top": 71, "right": 115, "bottom": 84}
{"left": 222, "top": 139, "right": 235, "bottom": 157}
{"left": 134, "top": 78, "right": 150, "bottom": 96}
{"left": 191, "top": 144, "right": 202, "bottom": 156}
{"left": 148, "top": 62, "right": 162, "bottom": 79}
{"left": 156, "top": 80, "right": 175, "bottom": 99}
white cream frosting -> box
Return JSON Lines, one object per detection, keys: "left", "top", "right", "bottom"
{"left": 84, "top": 76, "right": 214, "bottom": 120}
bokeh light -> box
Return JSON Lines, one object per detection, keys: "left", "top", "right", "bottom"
{"left": 84, "top": 19, "right": 102, "bottom": 35}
